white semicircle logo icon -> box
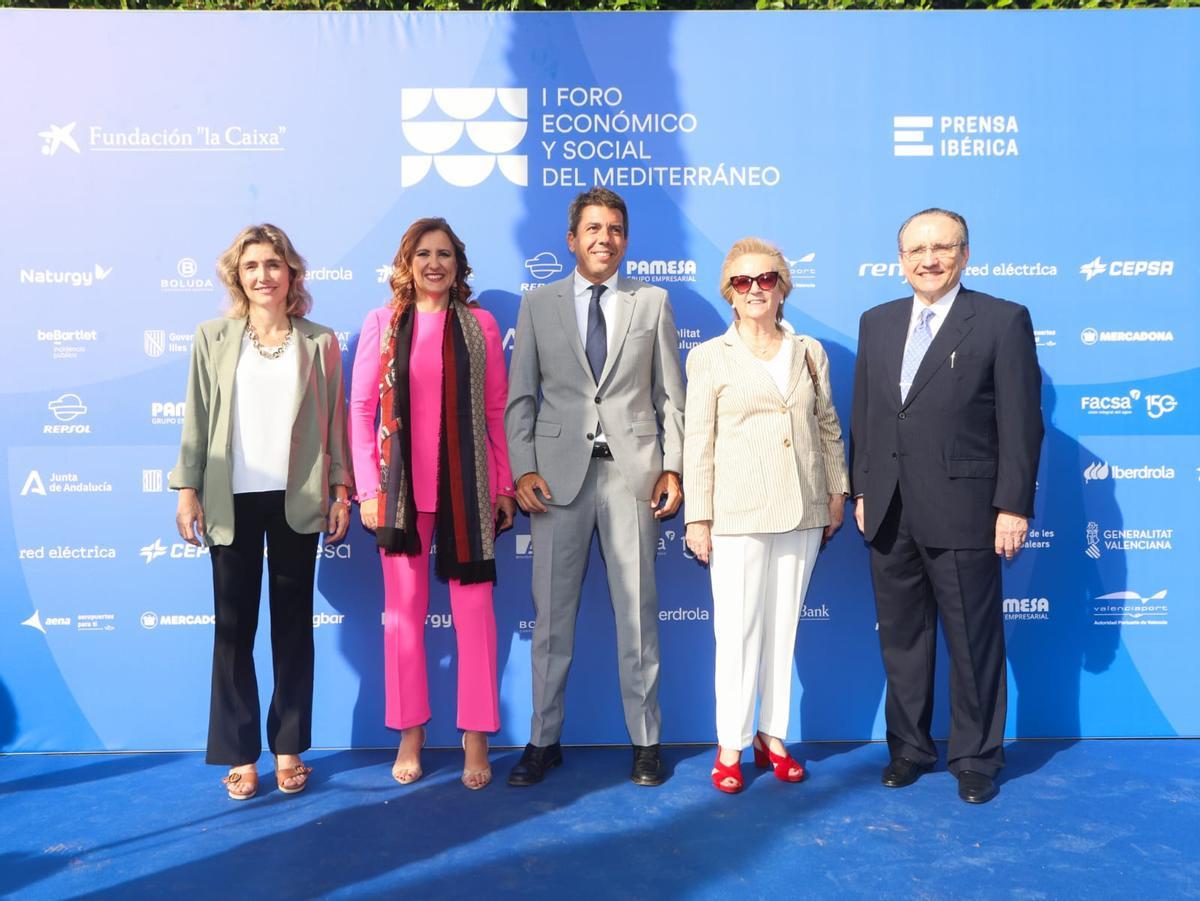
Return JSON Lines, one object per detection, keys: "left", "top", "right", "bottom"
{"left": 434, "top": 88, "right": 496, "bottom": 120}
{"left": 496, "top": 89, "right": 528, "bottom": 119}
{"left": 497, "top": 155, "right": 528, "bottom": 187}
{"left": 466, "top": 121, "right": 527, "bottom": 154}
{"left": 401, "top": 156, "right": 433, "bottom": 187}
{"left": 402, "top": 121, "right": 464, "bottom": 154}
{"left": 434, "top": 155, "right": 496, "bottom": 187}
{"left": 401, "top": 88, "right": 433, "bottom": 120}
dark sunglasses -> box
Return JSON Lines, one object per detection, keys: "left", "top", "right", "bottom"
{"left": 729, "top": 271, "right": 780, "bottom": 294}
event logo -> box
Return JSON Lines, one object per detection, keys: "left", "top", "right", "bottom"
{"left": 21, "top": 470, "right": 46, "bottom": 496}
{"left": 1079, "top": 257, "right": 1174, "bottom": 281}
{"left": 143, "top": 469, "right": 164, "bottom": 492}
{"left": 142, "top": 330, "right": 192, "bottom": 357}
{"left": 893, "top": 114, "right": 1019, "bottom": 158}
{"left": 313, "top": 612, "right": 346, "bottom": 628}
{"left": 1035, "top": 329, "right": 1057, "bottom": 348}
{"left": 160, "top": 257, "right": 214, "bottom": 293}
{"left": 1004, "top": 596, "right": 1050, "bottom": 621}
{"left": 45, "top": 393, "right": 91, "bottom": 434}
{"left": 76, "top": 614, "right": 115, "bottom": 633}
{"left": 1078, "top": 388, "right": 1178, "bottom": 420}
{"left": 625, "top": 259, "right": 698, "bottom": 284}
{"left": 1084, "top": 521, "right": 1172, "bottom": 557}
{"left": 37, "top": 328, "right": 98, "bottom": 361}
{"left": 20, "top": 263, "right": 111, "bottom": 288}
{"left": 307, "top": 266, "right": 354, "bottom": 282}
{"left": 524, "top": 252, "right": 563, "bottom": 281}
{"left": 140, "top": 538, "right": 210, "bottom": 563}
{"left": 22, "top": 610, "right": 73, "bottom": 633}
{"left": 400, "top": 88, "right": 528, "bottom": 187}
{"left": 151, "top": 401, "right": 185, "bottom": 426}
{"left": 19, "top": 545, "right": 117, "bottom": 560}
{"left": 141, "top": 611, "right": 214, "bottom": 629}
{"left": 20, "top": 469, "right": 111, "bottom": 496}
{"left": 786, "top": 252, "right": 817, "bottom": 290}
{"left": 1091, "top": 589, "right": 1168, "bottom": 626}
{"left": 798, "top": 601, "right": 831, "bottom": 621}
{"left": 376, "top": 265, "right": 394, "bottom": 284}
{"left": 39, "top": 122, "right": 81, "bottom": 156}
{"left": 1081, "top": 327, "right": 1174, "bottom": 345}
{"left": 659, "top": 607, "right": 711, "bottom": 623}
{"left": 515, "top": 534, "right": 533, "bottom": 557}
{"left": 1024, "top": 527, "right": 1055, "bottom": 549}
{"left": 1083, "top": 460, "right": 1175, "bottom": 483}
{"left": 856, "top": 260, "right": 1053, "bottom": 279}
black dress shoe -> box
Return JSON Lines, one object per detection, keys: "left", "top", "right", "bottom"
{"left": 957, "top": 770, "right": 997, "bottom": 804}
{"left": 881, "top": 757, "right": 931, "bottom": 788}
{"left": 506, "top": 742, "right": 563, "bottom": 787}
{"left": 631, "top": 744, "right": 665, "bottom": 786}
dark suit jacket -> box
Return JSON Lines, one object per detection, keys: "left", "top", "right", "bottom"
{"left": 850, "top": 287, "right": 1043, "bottom": 549}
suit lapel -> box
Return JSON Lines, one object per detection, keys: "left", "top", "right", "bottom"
{"left": 213, "top": 318, "right": 243, "bottom": 410}
{"left": 553, "top": 277, "right": 593, "bottom": 383}
{"left": 723, "top": 323, "right": 785, "bottom": 402}
{"left": 903, "top": 289, "right": 976, "bottom": 407}
{"left": 781, "top": 335, "right": 806, "bottom": 404}
{"left": 291, "top": 317, "right": 318, "bottom": 426}
{"left": 882, "top": 301, "right": 911, "bottom": 409}
{"left": 598, "top": 281, "right": 636, "bottom": 388}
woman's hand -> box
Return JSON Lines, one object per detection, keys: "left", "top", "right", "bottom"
{"left": 327, "top": 499, "right": 350, "bottom": 543}
{"left": 360, "top": 497, "right": 379, "bottom": 531}
{"left": 685, "top": 521, "right": 712, "bottom": 565}
{"left": 494, "top": 495, "right": 517, "bottom": 533}
{"left": 823, "top": 494, "right": 846, "bottom": 544}
{"left": 176, "top": 488, "right": 206, "bottom": 546}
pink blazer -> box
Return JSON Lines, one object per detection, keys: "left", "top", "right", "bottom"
{"left": 349, "top": 305, "right": 515, "bottom": 506}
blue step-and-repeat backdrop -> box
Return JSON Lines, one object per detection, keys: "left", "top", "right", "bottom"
{"left": 1, "top": 9, "right": 1196, "bottom": 752}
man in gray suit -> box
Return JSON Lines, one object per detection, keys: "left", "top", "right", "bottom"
{"left": 505, "top": 187, "right": 686, "bottom": 786}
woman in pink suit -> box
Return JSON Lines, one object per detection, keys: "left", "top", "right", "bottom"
{"left": 350, "top": 218, "right": 516, "bottom": 790}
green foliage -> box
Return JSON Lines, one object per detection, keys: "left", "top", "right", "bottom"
{"left": 6, "top": 0, "right": 1197, "bottom": 11}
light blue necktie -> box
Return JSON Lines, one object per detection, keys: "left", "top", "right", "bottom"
{"left": 899, "top": 307, "right": 935, "bottom": 403}
{"left": 585, "top": 283, "right": 607, "bottom": 383}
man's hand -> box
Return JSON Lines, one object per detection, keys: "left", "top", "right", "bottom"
{"left": 995, "top": 510, "right": 1029, "bottom": 560}
{"left": 650, "top": 471, "right": 682, "bottom": 519}
{"left": 685, "top": 521, "right": 712, "bottom": 565}
{"left": 494, "top": 495, "right": 517, "bottom": 532}
{"left": 327, "top": 500, "right": 350, "bottom": 543}
{"left": 515, "top": 472, "right": 552, "bottom": 514}
{"left": 854, "top": 496, "right": 865, "bottom": 535}
{"left": 360, "top": 497, "right": 379, "bottom": 531}
{"left": 824, "top": 494, "right": 846, "bottom": 544}
{"left": 176, "top": 488, "right": 206, "bottom": 546}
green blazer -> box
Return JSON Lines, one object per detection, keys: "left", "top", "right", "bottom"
{"left": 169, "top": 316, "right": 354, "bottom": 546}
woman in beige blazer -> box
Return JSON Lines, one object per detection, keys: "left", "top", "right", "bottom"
{"left": 169, "top": 224, "right": 353, "bottom": 801}
{"left": 683, "top": 237, "right": 849, "bottom": 794}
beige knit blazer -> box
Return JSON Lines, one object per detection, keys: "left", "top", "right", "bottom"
{"left": 683, "top": 325, "right": 849, "bottom": 535}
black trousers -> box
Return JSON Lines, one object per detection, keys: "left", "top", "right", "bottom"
{"left": 868, "top": 488, "right": 1007, "bottom": 777}
{"left": 206, "top": 491, "right": 319, "bottom": 765}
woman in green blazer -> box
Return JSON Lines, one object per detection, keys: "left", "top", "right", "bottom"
{"left": 169, "top": 224, "right": 353, "bottom": 801}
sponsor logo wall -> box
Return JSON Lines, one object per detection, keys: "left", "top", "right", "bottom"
{"left": 2, "top": 9, "right": 1197, "bottom": 751}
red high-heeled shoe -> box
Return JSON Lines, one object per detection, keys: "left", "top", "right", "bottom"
{"left": 753, "top": 734, "right": 805, "bottom": 783}
{"left": 711, "top": 747, "right": 744, "bottom": 794}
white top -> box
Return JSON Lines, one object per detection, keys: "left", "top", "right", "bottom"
{"left": 573, "top": 268, "right": 620, "bottom": 443}
{"left": 756, "top": 335, "right": 794, "bottom": 394}
{"left": 231, "top": 332, "right": 299, "bottom": 494}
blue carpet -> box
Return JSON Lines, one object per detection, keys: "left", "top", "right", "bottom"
{"left": 1, "top": 740, "right": 1197, "bottom": 899}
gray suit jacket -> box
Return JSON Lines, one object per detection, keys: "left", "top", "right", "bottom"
{"left": 505, "top": 274, "right": 685, "bottom": 504}
{"left": 169, "top": 316, "right": 353, "bottom": 546}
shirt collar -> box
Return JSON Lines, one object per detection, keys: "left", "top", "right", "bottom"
{"left": 911, "top": 282, "right": 961, "bottom": 321}
{"left": 574, "top": 269, "right": 620, "bottom": 299}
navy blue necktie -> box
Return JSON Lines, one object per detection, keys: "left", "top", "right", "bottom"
{"left": 585, "top": 283, "right": 607, "bottom": 382}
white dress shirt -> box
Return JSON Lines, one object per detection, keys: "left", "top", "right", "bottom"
{"left": 573, "top": 268, "right": 620, "bottom": 444}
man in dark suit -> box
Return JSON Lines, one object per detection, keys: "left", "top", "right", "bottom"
{"left": 850, "top": 208, "right": 1042, "bottom": 804}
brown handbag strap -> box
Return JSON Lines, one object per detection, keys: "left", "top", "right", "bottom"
{"left": 804, "top": 346, "right": 820, "bottom": 415}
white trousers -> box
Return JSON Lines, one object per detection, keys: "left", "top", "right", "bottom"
{"left": 710, "top": 527, "right": 822, "bottom": 750}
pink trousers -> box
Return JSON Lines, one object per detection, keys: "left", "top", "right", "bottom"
{"left": 380, "top": 513, "right": 500, "bottom": 732}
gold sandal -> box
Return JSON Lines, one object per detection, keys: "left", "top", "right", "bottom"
{"left": 392, "top": 726, "right": 426, "bottom": 785}
{"left": 274, "top": 758, "right": 312, "bottom": 795}
{"left": 461, "top": 733, "right": 492, "bottom": 791}
{"left": 222, "top": 768, "right": 258, "bottom": 801}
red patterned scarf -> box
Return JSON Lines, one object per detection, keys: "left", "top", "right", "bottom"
{"left": 376, "top": 302, "right": 496, "bottom": 585}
